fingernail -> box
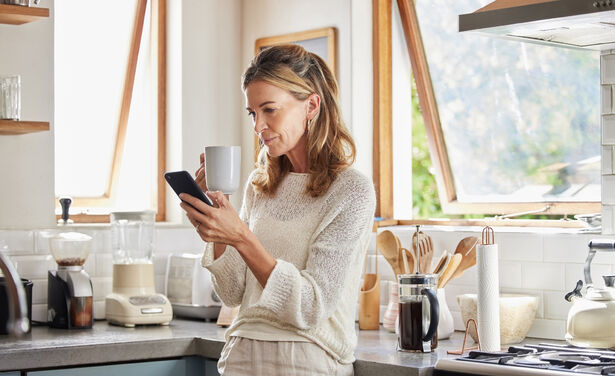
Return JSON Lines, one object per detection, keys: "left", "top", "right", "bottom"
{"left": 179, "top": 193, "right": 185, "bottom": 199}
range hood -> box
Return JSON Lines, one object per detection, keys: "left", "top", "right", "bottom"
{"left": 459, "top": 0, "right": 615, "bottom": 50}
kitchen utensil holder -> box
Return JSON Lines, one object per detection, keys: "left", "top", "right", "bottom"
{"left": 359, "top": 246, "right": 380, "bottom": 330}
{"left": 447, "top": 318, "right": 480, "bottom": 355}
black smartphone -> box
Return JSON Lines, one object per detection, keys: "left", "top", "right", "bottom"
{"left": 164, "top": 170, "right": 214, "bottom": 207}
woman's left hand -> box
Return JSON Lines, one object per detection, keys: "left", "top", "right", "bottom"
{"left": 180, "top": 191, "right": 247, "bottom": 248}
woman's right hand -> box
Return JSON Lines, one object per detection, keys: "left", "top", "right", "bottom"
{"left": 194, "top": 153, "right": 207, "bottom": 191}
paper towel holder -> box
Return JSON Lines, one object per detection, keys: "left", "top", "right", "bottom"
{"left": 482, "top": 226, "right": 494, "bottom": 245}
{"left": 447, "top": 318, "right": 481, "bottom": 355}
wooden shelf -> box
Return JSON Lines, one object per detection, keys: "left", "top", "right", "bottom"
{"left": 0, "top": 119, "right": 49, "bottom": 135}
{"left": 0, "top": 4, "right": 49, "bottom": 25}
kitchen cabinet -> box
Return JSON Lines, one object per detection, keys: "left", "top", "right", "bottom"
{"left": 25, "top": 357, "right": 219, "bottom": 376}
{"left": 0, "top": 3, "right": 50, "bottom": 136}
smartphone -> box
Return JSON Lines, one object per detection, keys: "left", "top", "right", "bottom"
{"left": 164, "top": 170, "right": 214, "bottom": 207}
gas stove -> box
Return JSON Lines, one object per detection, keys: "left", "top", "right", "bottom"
{"left": 434, "top": 343, "right": 615, "bottom": 375}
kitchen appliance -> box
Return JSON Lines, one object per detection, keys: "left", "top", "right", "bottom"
{"left": 434, "top": 342, "right": 615, "bottom": 375}
{"left": 458, "top": 0, "right": 615, "bottom": 51}
{"left": 397, "top": 273, "right": 439, "bottom": 352}
{"left": 105, "top": 211, "right": 172, "bottom": 327}
{"left": 0, "top": 277, "right": 32, "bottom": 334}
{"left": 164, "top": 253, "right": 221, "bottom": 320}
{"left": 47, "top": 232, "right": 93, "bottom": 329}
{"left": 564, "top": 239, "right": 615, "bottom": 348}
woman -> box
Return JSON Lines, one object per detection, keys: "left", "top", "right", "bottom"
{"left": 180, "top": 44, "right": 376, "bottom": 375}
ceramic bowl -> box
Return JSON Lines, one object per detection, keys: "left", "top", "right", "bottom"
{"left": 457, "top": 293, "right": 539, "bottom": 345}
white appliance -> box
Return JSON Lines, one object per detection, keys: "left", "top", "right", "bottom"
{"left": 105, "top": 211, "right": 172, "bottom": 327}
{"left": 164, "top": 253, "right": 221, "bottom": 320}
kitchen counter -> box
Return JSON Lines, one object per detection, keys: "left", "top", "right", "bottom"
{"left": 0, "top": 319, "right": 560, "bottom": 376}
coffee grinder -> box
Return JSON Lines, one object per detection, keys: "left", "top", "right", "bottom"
{"left": 47, "top": 232, "right": 94, "bottom": 329}
{"left": 105, "top": 211, "right": 172, "bottom": 327}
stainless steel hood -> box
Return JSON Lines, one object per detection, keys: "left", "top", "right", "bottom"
{"left": 459, "top": 0, "right": 615, "bottom": 50}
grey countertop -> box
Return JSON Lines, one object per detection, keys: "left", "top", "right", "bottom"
{"left": 0, "top": 319, "right": 551, "bottom": 376}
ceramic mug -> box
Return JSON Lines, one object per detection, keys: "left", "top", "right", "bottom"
{"left": 205, "top": 146, "right": 241, "bottom": 194}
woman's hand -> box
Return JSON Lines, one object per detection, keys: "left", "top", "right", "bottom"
{"left": 180, "top": 191, "right": 247, "bottom": 249}
{"left": 194, "top": 153, "right": 207, "bottom": 191}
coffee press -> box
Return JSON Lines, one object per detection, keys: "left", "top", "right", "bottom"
{"left": 47, "top": 232, "right": 94, "bottom": 329}
{"left": 397, "top": 225, "right": 439, "bottom": 352}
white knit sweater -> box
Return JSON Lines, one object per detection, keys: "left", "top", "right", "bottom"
{"left": 201, "top": 167, "right": 376, "bottom": 364}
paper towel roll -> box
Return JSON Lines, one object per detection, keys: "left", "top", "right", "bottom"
{"left": 477, "top": 243, "right": 500, "bottom": 351}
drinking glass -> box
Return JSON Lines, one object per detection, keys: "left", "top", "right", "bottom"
{"left": 0, "top": 75, "right": 21, "bottom": 120}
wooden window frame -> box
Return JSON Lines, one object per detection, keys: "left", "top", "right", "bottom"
{"left": 373, "top": 0, "right": 601, "bottom": 218}
{"left": 56, "top": 0, "right": 167, "bottom": 223}
{"left": 252, "top": 27, "right": 338, "bottom": 161}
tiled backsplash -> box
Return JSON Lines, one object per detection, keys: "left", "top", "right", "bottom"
{"left": 603, "top": 50, "right": 615, "bottom": 234}
{"left": 0, "top": 226, "right": 205, "bottom": 322}
{"left": 3, "top": 224, "right": 614, "bottom": 342}
{"left": 370, "top": 226, "right": 615, "bottom": 341}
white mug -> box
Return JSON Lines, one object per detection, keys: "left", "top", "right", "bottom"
{"left": 205, "top": 146, "right": 241, "bottom": 194}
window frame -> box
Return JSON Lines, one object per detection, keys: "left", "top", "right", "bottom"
{"left": 382, "top": 0, "right": 601, "bottom": 217}
{"left": 55, "top": 0, "right": 167, "bottom": 223}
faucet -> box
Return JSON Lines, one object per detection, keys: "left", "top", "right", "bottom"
{"left": 0, "top": 251, "right": 29, "bottom": 336}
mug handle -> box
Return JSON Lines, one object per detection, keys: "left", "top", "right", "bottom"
{"left": 421, "top": 288, "right": 439, "bottom": 342}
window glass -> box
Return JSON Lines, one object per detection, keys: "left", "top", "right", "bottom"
{"left": 54, "top": 0, "right": 158, "bottom": 213}
{"left": 415, "top": 0, "right": 600, "bottom": 204}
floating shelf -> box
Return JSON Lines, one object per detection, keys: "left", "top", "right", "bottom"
{"left": 0, "top": 119, "right": 49, "bottom": 135}
{"left": 0, "top": 4, "right": 49, "bottom": 25}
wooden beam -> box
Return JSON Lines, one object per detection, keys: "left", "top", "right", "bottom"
{"left": 372, "top": 0, "right": 394, "bottom": 219}
{"left": 156, "top": 0, "right": 167, "bottom": 222}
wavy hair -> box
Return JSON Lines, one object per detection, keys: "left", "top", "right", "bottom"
{"left": 242, "top": 44, "right": 356, "bottom": 197}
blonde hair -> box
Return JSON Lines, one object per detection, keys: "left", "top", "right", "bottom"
{"left": 242, "top": 44, "right": 356, "bottom": 197}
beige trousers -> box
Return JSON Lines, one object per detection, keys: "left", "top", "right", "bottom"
{"left": 218, "top": 336, "right": 354, "bottom": 376}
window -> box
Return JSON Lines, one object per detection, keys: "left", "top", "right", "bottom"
{"left": 54, "top": 0, "right": 166, "bottom": 222}
{"left": 394, "top": 0, "right": 601, "bottom": 218}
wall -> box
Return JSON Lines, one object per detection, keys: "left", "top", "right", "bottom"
{"left": 0, "top": 0, "right": 55, "bottom": 229}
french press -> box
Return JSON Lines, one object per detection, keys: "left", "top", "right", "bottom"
{"left": 397, "top": 226, "right": 439, "bottom": 352}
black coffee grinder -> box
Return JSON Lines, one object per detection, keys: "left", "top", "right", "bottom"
{"left": 47, "top": 232, "right": 94, "bottom": 329}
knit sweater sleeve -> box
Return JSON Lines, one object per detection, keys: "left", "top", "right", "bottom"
{"left": 200, "top": 173, "right": 254, "bottom": 307}
{"left": 251, "top": 174, "right": 376, "bottom": 329}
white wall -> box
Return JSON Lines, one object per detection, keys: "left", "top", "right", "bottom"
{"left": 0, "top": 0, "right": 55, "bottom": 229}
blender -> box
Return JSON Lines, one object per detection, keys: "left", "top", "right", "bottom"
{"left": 47, "top": 232, "right": 94, "bottom": 329}
{"left": 105, "top": 211, "right": 172, "bottom": 327}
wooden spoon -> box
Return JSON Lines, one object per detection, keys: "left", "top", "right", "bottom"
{"left": 431, "top": 250, "right": 450, "bottom": 276}
{"left": 377, "top": 230, "right": 402, "bottom": 276}
{"left": 452, "top": 236, "right": 479, "bottom": 278}
{"left": 437, "top": 253, "right": 462, "bottom": 289}
{"left": 400, "top": 247, "right": 416, "bottom": 275}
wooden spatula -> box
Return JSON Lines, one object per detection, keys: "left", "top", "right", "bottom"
{"left": 377, "top": 230, "right": 402, "bottom": 276}
{"left": 437, "top": 253, "right": 462, "bottom": 289}
{"left": 452, "top": 236, "right": 478, "bottom": 278}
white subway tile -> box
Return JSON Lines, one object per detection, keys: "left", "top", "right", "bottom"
{"left": 543, "top": 291, "right": 571, "bottom": 320}
{"left": 444, "top": 283, "right": 478, "bottom": 312}
{"left": 602, "top": 205, "right": 615, "bottom": 235}
{"left": 156, "top": 228, "right": 204, "bottom": 254}
{"left": 499, "top": 261, "right": 522, "bottom": 289}
{"left": 91, "top": 277, "right": 112, "bottom": 301}
{"left": 83, "top": 256, "right": 96, "bottom": 276}
{"left": 31, "top": 303, "right": 47, "bottom": 323}
{"left": 603, "top": 146, "right": 614, "bottom": 175}
{"left": 603, "top": 115, "right": 615, "bottom": 145}
{"left": 603, "top": 85, "right": 613, "bottom": 114}
{"left": 498, "top": 233, "right": 543, "bottom": 262}
{"left": 0, "top": 230, "right": 34, "bottom": 253}
{"left": 366, "top": 254, "right": 396, "bottom": 281}
{"left": 366, "top": 233, "right": 376, "bottom": 255}
{"left": 522, "top": 263, "right": 565, "bottom": 291}
{"left": 543, "top": 233, "right": 589, "bottom": 263}
{"left": 603, "top": 175, "right": 615, "bottom": 204}
{"left": 94, "top": 300, "right": 106, "bottom": 320}
{"left": 13, "top": 255, "right": 55, "bottom": 280}
{"left": 527, "top": 318, "right": 566, "bottom": 340}
{"left": 96, "top": 253, "right": 113, "bottom": 278}
{"left": 31, "top": 278, "right": 47, "bottom": 305}
{"left": 602, "top": 54, "right": 615, "bottom": 84}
